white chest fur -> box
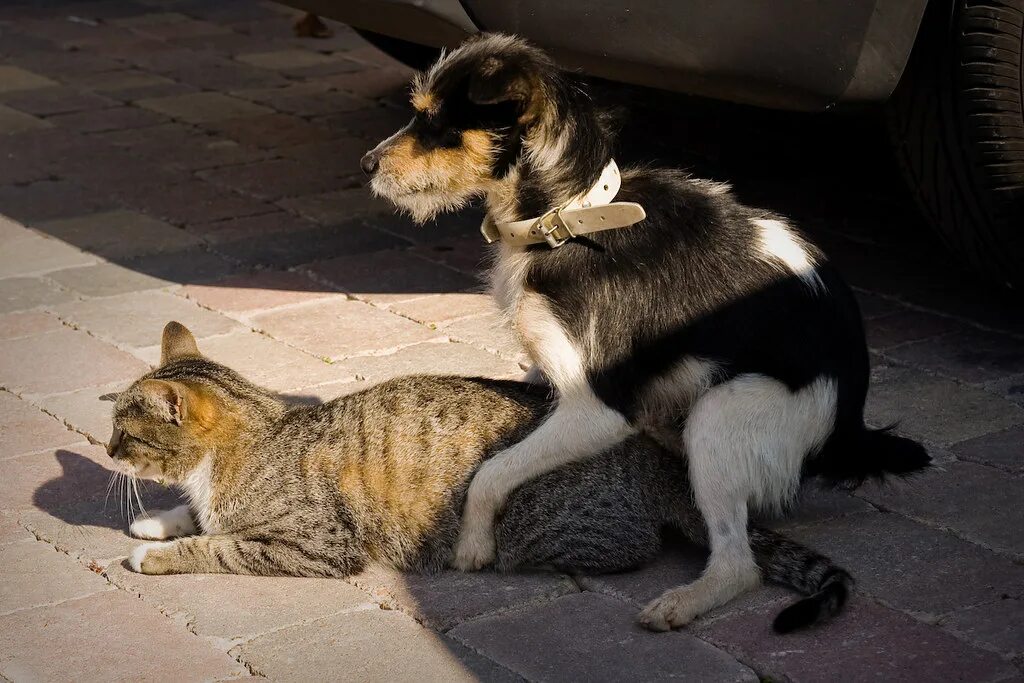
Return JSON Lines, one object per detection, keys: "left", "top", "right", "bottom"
{"left": 181, "top": 457, "right": 216, "bottom": 534}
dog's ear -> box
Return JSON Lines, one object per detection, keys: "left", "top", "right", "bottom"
{"left": 467, "top": 56, "right": 533, "bottom": 108}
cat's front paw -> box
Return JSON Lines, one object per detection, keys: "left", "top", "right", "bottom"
{"left": 129, "top": 505, "right": 196, "bottom": 540}
{"left": 452, "top": 526, "right": 496, "bottom": 571}
{"left": 128, "top": 541, "right": 174, "bottom": 574}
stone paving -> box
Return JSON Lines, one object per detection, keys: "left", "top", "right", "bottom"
{"left": 1, "top": 1, "right": 1023, "bottom": 681}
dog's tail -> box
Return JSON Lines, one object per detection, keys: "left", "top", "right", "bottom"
{"left": 750, "top": 527, "right": 854, "bottom": 633}
{"left": 807, "top": 424, "right": 931, "bottom": 488}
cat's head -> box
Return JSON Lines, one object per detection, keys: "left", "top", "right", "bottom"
{"left": 107, "top": 321, "right": 280, "bottom": 483}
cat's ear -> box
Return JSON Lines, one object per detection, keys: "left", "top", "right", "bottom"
{"left": 137, "top": 379, "right": 187, "bottom": 426}
{"left": 160, "top": 321, "right": 200, "bottom": 365}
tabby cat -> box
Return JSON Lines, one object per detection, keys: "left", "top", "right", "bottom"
{"left": 107, "top": 322, "right": 852, "bottom": 632}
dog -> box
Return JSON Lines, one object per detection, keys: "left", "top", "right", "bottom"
{"left": 361, "top": 34, "right": 930, "bottom": 630}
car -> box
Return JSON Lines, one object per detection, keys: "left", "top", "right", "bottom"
{"left": 284, "top": 0, "right": 1024, "bottom": 289}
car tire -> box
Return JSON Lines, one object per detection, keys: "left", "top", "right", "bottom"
{"left": 887, "top": 0, "right": 1024, "bottom": 289}
{"left": 354, "top": 29, "right": 442, "bottom": 71}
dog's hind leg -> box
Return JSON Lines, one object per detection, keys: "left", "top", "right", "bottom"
{"left": 453, "top": 391, "right": 632, "bottom": 570}
{"left": 639, "top": 374, "right": 837, "bottom": 630}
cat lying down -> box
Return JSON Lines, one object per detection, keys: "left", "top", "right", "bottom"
{"left": 107, "top": 322, "right": 852, "bottom": 632}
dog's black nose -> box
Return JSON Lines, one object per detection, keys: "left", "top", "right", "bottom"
{"left": 360, "top": 151, "right": 379, "bottom": 175}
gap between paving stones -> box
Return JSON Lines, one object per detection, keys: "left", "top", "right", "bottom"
{"left": 853, "top": 491, "right": 1024, "bottom": 564}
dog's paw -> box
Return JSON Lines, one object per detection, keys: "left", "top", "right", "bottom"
{"left": 451, "top": 528, "right": 496, "bottom": 571}
{"left": 129, "top": 506, "right": 195, "bottom": 540}
{"left": 128, "top": 541, "right": 173, "bottom": 574}
{"left": 638, "top": 587, "right": 702, "bottom": 632}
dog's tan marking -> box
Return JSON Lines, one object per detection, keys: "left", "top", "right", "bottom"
{"left": 411, "top": 90, "right": 438, "bottom": 115}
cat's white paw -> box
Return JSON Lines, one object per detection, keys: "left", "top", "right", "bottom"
{"left": 129, "top": 506, "right": 196, "bottom": 540}
{"left": 128, "top": 541, "right": 172, "bottom": 573}
{"left": 452, "top": 526, "right": 496, "bottom": 571}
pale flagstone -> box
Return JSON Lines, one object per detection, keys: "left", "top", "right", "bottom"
{"left": 0, "top": 66, "right": 58, "bottom": 93}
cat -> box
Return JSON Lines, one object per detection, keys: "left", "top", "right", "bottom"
{"left": 107, "top": 321, "right": 852, "bottom": 632}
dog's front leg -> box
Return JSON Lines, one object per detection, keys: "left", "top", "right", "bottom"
{"left": 453, "top": 392, "right": 632, "bottom": 570}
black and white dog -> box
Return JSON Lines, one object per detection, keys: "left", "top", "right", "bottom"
{"left": 362, "top": 34, "right": 929, "bottom": 630}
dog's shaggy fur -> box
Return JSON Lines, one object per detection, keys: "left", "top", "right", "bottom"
{"left": 363, "top": 34, "right": 930, "bottom": 630}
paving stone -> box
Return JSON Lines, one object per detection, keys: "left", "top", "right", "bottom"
{"left": 315, "top": 104, "right": 410, "bottom": 141}
{"left": 309, "top": 250, "right": 477, "bottom": 305}
{"left": 0, "top": 310, "right": 63, "bottom": 339}
{"left": 411, "top": 236, "right": 492, "bottom": 274}
{"left": 67, "top": 68, "right": 184, "bottom": 96}
{"left": 387, "top": 293, "right": 498, "bottom": 326}
{"left": 865, "top": 310, "right": 961, "bottom": 349}
{"left": 0, "top": 324, "right": 147, "bottom": 395}
{"left": 159, "top": 56, "right": 291, "bottom": 92}
{"left": 136, "top": 91, "right": 273, "bottom": 123}
{"left": 786, "top": 512, "right": 1024, "bottom": 614}
{"left": 866, "top": 362, "right": 1024, "bottom": 445}
{"left": 856, "top": 292, "right": 904, "bottom": 320}
{"left": 46, "top": 104, "right": 169, "bottom": 133}
{"left": 37, "top": 209, "right": 202, "bottom": 261}
{"left": 0, "top": 277, "right": 76, "bottom": 314}
{"left": 35, "top": 382, "right": 121, "bottom": 443}
{"left": 202, "top": 112, "right": 335, "bottom": 148}
{"left": 236, "top": 49, "right": 354, "bottom": 70}
{"left": 0, "top": 65, "right": 57, "bottom": 93}
{"left": 953, "top": 426, "right": 1024, "bottom": 473}
{"left": 190, "top": 210, "right": 319, "bottom": 244}
{"left": 942, "top": 597, "right": 1024, "bottom": 657}
{"left": 857, "top": 460, "right": 1024, "bottom": 557}
{"left": 131, "top": 17, "right": 230, "bottom": 39}
{"left": 277, "top": 134, "right": 370, "bottom": 167}
{"left": 237, "top": 606, "right": 517, "bottom": 683}
{"left": 887, "top": 328, "right": 1024, "bottom": 384}
{"left": 253, "top": 298, "right": 442, "bottom": 361}
{"left": 330, "top": 341, "right": 521, "bottom": 383}
{"left": 0, "top": 442, "right": 110, "bottom": 510}
{"left": 46, "top": 261, "right": 172, "bottom": 297}
{"left": 119, "top": 178, "right": 277, "bottom": 225}
{"left": 987, "top": 372, "right": 1024, "bottom": 408}
{"left": 0, "top": 538, "right": 113, "bottom": 614}
{"left": 0, "top": 391, "right": 80, "bottom": 459}
{"left": 322, "top": 66, "right": 414, "bottom": 100}
{"left": 107, "top": 563, "right": 376, "bottom": 638}
{"left": 350, "top": 564, "right": 578, "bottom": 631}
{"left": 214, "top": 219, "right": 405, "bottom": 268}
{"left": 0, "top": 178, "right": 113, "bottom": 223}
{"left": 6, "top": 47, "right": 123, "bottom": 79}
{"left": 20, "top": 477, "right": 183, "bottom": 564}
{"left": 180, "top": 269, "right": 340, "bottom": 314}
{"left": 231, "top": 81, "right": 368, "bottom": 117}
{"left": 198, "top": 157, "right": 356, "bottom": 200}
{"left": 117, "top": 247, "right": 239, "bottom": 286}
{"left": 0, "top": 511, "right": 30, "bottom": 546}
{"left": 53, "top": 289, "right": 242, "bottom": 348}
{"left": 97, "top": 120, "right": 269, "bottom": 171}
{"left": 451, "top": 592, "right": 757, "bottom": 683}
{"left": 0, "top": 590, "right": 247, "bottom": 681}
{"left": 180, "top": 329, "right": 357, "bottom": 392}
{"left": 444, "top": 313, "right": 528, "bottom": 365}
{"left": 573, "top": 540, "right": 790, "bottom": 626}
{"left": 0, "top": 86, "right": 116, "bottom": 116}
{"left": 277, "top": 186, "right": 393, "bottom": 225}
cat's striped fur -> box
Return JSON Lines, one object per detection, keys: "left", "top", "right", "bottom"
{"left": 107, "top": 322, "right": 851, "bottom": 631}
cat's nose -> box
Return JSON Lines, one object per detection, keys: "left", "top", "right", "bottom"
{"left": 360, "top": 150, "right": 379, "bottom": 175}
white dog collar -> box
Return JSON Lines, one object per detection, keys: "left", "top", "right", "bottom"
{"left": 480, "top": 160, "right": 646, "bottom": 248}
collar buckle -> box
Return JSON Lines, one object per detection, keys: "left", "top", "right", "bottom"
{"left": 538, "top": 208, "right": 575, "bottom": 248}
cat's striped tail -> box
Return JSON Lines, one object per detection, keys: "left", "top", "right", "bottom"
{"left": 749, "top": 526, "right": 854, "bottom": 633}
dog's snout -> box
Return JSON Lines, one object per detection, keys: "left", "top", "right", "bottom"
{"left": 360, "top": 150, "right": 379, "bottom": 175}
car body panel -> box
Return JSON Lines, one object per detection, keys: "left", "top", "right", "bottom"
{"left": 279, "top": 0, "right": 932, "bottom": 111}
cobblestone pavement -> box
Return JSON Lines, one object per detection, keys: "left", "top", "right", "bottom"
{"left": 1, "top": 1, "right": 1023, "bottom": 681}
